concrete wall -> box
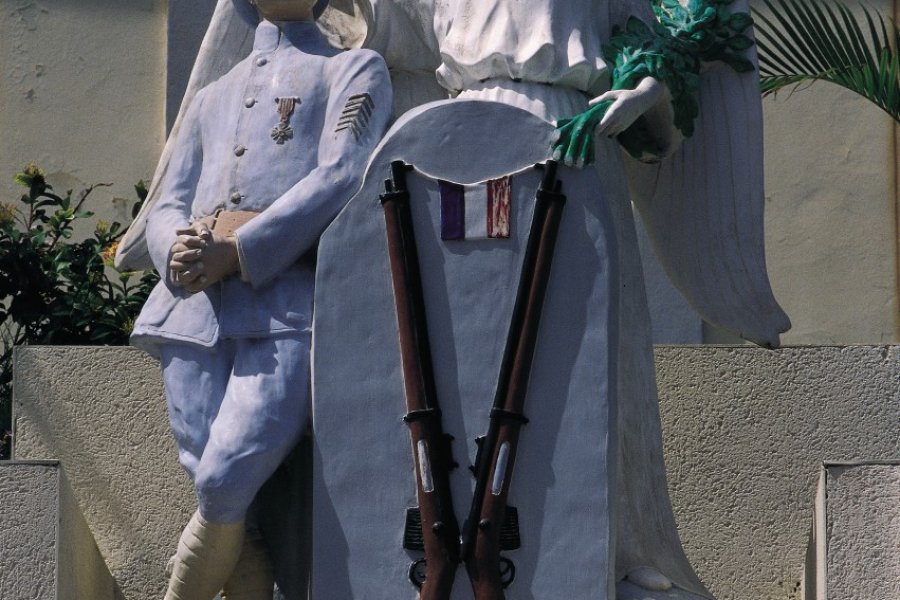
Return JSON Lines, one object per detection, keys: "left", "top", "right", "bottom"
{"left": 13, "top": 345, "right": 900, "bottom": 600}
{"left": 754, "top": 0, "right": 899, "bottom": 345}
{"left": 0, "top": 0, "right": 167, "bottom": 226}
{"left": 0, "top": 460, "right": 116, "bottom": 600}
{"left": 803, "top": 462, "right": 900, "bottom": 600}
{"left": 655, "top": 345, "right": 900, "bottom": 600}
{"left": 12, "top": 347, "right": 193, "bottom": 600}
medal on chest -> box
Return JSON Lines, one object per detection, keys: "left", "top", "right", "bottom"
{"left": 271, "top": 96, "right": 301, "bottom": 145}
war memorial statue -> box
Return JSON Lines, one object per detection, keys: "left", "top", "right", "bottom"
{"left": 116, "top": 0, "right": 790, "bottom": 598}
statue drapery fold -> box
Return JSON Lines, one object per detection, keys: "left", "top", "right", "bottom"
{"left": 624, "top": 0, "right": 790, "bottom": 347}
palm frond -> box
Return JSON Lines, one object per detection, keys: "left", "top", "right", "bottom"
{"left": 753, "top": 0, "right": 900, "bottom": 123}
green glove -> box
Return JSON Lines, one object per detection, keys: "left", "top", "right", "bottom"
{"left": 552, "top": 101, "right": 613, "bottom": 168}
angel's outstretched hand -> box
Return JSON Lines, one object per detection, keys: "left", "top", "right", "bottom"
{"left": 552, "top": 100, "right": 612, "bottom": 169}
{"left": 591, "top": 79, "right": 664, "bottom": 137}
{"left": 552, "top": 77, "right": 666, "bottom": 168}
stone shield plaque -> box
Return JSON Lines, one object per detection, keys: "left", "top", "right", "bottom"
{"left": 312, "top": 100, "right": 619, "bottom": 599}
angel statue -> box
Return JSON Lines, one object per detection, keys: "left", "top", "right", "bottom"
{"left": 114, "top": 0, "right": 391, "bottom": 598}
{"left": 116, "top": 0, "right": 789, "bottom": 598}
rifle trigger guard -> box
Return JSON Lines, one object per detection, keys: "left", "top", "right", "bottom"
{"left": 500, "top": 557, "right": 517, "bottom": 589}
{"left": 489, "top": 407, "right": 530, "bottom": 425}
{"left": 408, "top": 558, "right": 428, "bottom": 589}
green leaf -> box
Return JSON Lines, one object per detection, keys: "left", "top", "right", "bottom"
{"left": 726, "top": 34, "right": 754, "bottom": 50}
{"left": 729, "top": 12, "right": 754, "bottom": 32}
{"left": 627, "top": 16, "right": 651, "bottom": 35}
{"left": 753, "top": 0, "right": 899, "bottom": 123}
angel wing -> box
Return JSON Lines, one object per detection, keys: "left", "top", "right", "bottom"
{"left": 626, "top": 0, "right": 791, "bottom": 348}
{"left": 115, "top": 0, "right": 258, "bottom": 271}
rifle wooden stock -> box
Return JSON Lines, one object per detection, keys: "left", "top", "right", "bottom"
{"left": 462, "top": 162, "right": 566, "bottom": 600}
{"left": 381, "top": 161, "right": 460, "bottom": 600}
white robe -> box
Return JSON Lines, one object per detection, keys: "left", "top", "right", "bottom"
{"left": 351, "top": 2, "right": 713, "bottom": 596}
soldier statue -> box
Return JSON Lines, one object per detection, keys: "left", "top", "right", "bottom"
{"left": 118, "top": 1, "right": 391, "bottom": 598}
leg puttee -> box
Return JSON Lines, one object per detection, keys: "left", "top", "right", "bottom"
{"left": 221, "top": 527, "right": 276, "bottom": 600}
{"left": 164, "top": 511, "right": 245, "bottom": 600}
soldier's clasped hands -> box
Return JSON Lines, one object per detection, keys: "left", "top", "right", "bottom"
{"left": 169, "top": 223, "right": 241, "bottom": 294}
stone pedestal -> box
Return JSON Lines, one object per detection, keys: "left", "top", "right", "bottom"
{"left": 12, "top": 346, "right": 194, "bottom": 600}
{"left": 11, "top": 345, "right": 900, "bottom": 599}
{"left": 0, "top": 461, "right": 116, "bottom": 599}
{"left": 803, "top": 462, "right": 900, "bottom": 600}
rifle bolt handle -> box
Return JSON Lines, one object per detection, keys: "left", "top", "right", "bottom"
{"left": 432, "top": 521, "right": 444, "bottom": 533}
{"left": 479, "top": 519, "right": 492, "bottom": 531}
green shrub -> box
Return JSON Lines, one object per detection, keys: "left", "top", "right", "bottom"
{"left": 0, "top": 165, "right": 158, "bottom": 459}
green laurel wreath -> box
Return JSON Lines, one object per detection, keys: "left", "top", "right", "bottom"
{"left": 553, "top": 0, "right": 756, "bottom": 166}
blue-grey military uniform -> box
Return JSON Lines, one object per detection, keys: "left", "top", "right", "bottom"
{"left": 131, "top": 20, "right": 392, "bottom": 523}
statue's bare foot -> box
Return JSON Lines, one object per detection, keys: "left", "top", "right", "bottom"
{"left": 617, "top": 568, "right": 713, "bottom": 600}
{"left": 627, "top": 566, "right": 673, "bottom": 591}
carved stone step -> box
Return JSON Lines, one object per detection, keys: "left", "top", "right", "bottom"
{"left": 0, "top": 461, "right": 116, "bottom": 599}
{"left": 804, "top": 461, "right": 900, "bottom": 600}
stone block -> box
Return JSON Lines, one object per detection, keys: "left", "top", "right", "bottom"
{"left": 12, "top": 346, "right": 194, "bottom": 600}
{"left": 655, "top": 345, "right": 900, "bottom": 600}
{"left": 803, "top": 462, "right": 900, "bottom": 600}
{"left": 0, "top": 461, "right": 116, "bottom": 599}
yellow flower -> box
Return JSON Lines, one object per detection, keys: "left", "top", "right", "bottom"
{"left": 121, "top": 317, "right": 136, "bottom": 335}
{"left": 0, "top": 202, "right": 15, "bottom": 225}
{"left": 14, "top": 163, "right": 46, "bottom": 188}
{"left": 95, "top": 220, "right": 109, "bottom": 235}
{"left": 100, "top": 240, "right": 119, "bottom": 267}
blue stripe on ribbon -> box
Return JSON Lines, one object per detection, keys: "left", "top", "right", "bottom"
{"left": 439, "top": 180, "right": 465, "bottom": 240}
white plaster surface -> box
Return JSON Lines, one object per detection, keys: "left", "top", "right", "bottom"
{"left": 756, "top": 0, "right": 899, "bottom": 345}
{"left": 655, "top": 345, "right": 900, "bottom": 600}
{"left": 821, "top": 463, "right": 900, "bottom": 600}
{"left": 166, "top": 0, "right": 217, "bottom": 131}
{"left": 11, "top": 345, "right": 900, "bottom": 600}
{"left": 0, "top": 461, "right": 115, "bottom": 600}
{"left": 312, "top": 101, "right": 620, "bottom": 599}
{"left": 0, "top": 0, "right": 166, "bottom": 227}
{"left": 12, "top": 346, "right": 194, "bottom": 600}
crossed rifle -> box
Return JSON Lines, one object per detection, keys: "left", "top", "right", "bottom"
{"left": 380, "top": 160, "right": 566, "bottom": 600}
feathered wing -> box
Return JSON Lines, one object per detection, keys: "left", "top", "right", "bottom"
{"left": 611, "top": 0, "right": 789, "bottom": 594}
{"left": 115, "top": 0, "right": 258, "bottom": 271}
{"left": 625, "top": 0, "right": 791, "bottom": 348}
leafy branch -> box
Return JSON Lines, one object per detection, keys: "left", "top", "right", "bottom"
{"left": 554, "top": 0, "right": 756, "bottom": 165}
{"left": 0, "top": 165, "right": 158, "bottom": 459}
{"left": 754, "top": 0, "right": 899, "bottom": 123}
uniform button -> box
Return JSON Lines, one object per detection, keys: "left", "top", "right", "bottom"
{"left": 244, "top": 97, "right": 256, "bottom": 108}
{"left": 230, "top": 192, "right": 242, "bottom": 205}
{"left": 256, "top": 57, "right": 268, "bottom": 67}
{"left": 234, "top": 145, "right": 246, "bottom": 157}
